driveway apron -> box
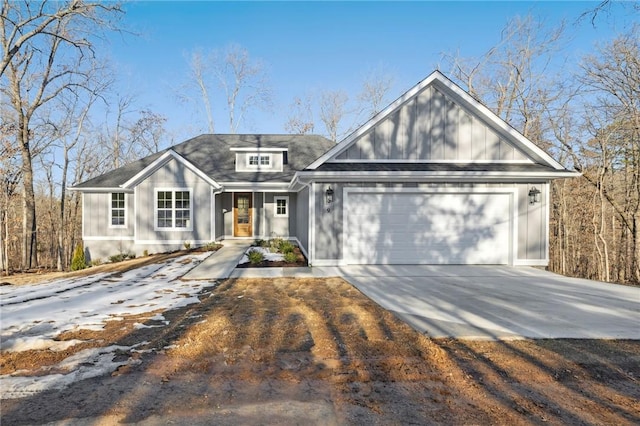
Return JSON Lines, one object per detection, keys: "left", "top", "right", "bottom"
{"left": 338, "top": 265, "right": 640, "bottom": 340}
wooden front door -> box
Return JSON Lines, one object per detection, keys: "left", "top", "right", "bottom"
{"left": 234, "top": 193, "right": 253, "bottom": 237}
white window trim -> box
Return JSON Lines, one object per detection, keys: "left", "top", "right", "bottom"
{"left": 274, "top": 196, "right": 289, "bottom": 218}
{"left": 154, "top": 187, "right": 193, "bottom": 231}
{"left": 109, "top": 192, "right": 127, "bottom": 228}
{"left": 246, "top": 153, "right": 272, "bottom": 169}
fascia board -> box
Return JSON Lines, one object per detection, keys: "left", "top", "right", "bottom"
{"left": 121, "top": 150, "right": 222, "bottom": 189}
{"left": 294, "top": 170, "right": 581, "bottom": 182}
{"left": 229, "top": 147, "right": 289, "bottom": 152}
{"left": 220, "top": 181, "right": 290, "bottom": 191}
{"left": 67, "top": 186, "right": 134, "bottom": 193}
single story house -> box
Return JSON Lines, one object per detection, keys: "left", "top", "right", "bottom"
{"left": 72, "top": 71, "right": 578, "bottom": 266}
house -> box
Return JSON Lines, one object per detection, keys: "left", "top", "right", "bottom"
{"left": 72, "top": 71, "right": 579, "bottom": 266}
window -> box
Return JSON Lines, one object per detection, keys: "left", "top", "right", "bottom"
{"left": 274, "top": 196, "right": 289, "bottom": 217}
{"left": 155, "top": 189, "right": 192, "bottom": 230}
{"left": 110, "top": 193, "right": 126, "bottom": 227}
{"left": 246, "top": 153, "right": 271, "bottom": 168}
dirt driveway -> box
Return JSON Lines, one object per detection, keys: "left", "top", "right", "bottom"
{"left": 1, "top": 269, "right": 639, "bottom": 425}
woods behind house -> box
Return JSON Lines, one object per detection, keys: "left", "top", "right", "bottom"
{"left": 1, "top": 2, "right": 638, "bottom": 284}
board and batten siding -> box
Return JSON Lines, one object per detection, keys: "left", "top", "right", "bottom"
{"left": 312, "top": 182, "right": 549, "bottom": 265}
{"left": 83, "top": 192, "right": 135, "bottom": 238}
{"left": 336, "top": 86, "right": 529, "bottom": 162}
{"left": 136, "top": 158, "right": 212, "bottom": 243}
{"left": 295, "top": 187, "right": 310, "bottom": 256}
{"left": 262, "top": 192, "right": 296, "bottom": 238}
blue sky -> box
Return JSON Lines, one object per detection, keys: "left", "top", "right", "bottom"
{"left": 104, "top": 1, "right": 634, "bottom": 141}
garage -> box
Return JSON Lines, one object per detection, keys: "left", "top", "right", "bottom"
{"left": 344, "top": 189, "right": 514, "bottom": 265}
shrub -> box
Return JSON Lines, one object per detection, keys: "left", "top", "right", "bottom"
{"left": 70, "top": 244, "right": 87, "bottom": 271}
{"left": 254, "top": 239, "right": 266, "bottom": 247}
{"left": 143, "top": 249, "right": 149, "bottom": 257}
{"left": 109, "top": 251, "right": 136, "bottom": 263}
{"left": 203, "top": 242, "right": 222, "bottom": 251}
{"left": 247, "top": 249, "right": 265, "bottom": 264}
{"left": 269, "top": 237, "right": 285, "bottom": 252}
{"left": 283, "top": 251, "right": 298, "bottom": 264}
{"left": 183, "top": 241, "right": 191, "bottom": 250}
{"left": 90, "top": 259, "right": 103, "bottom": 267}
{"left": 280, "top": 240, "right": 295, "bottom": 254}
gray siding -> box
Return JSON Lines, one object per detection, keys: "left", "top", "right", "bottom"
{"left": 262, "top": 192, "right": 296, "bottom": 238}
{"left": 517, "top": 183, "right": 548, "bottom": 261}
{"left": 136, "top": 158, "right": 212, "bottom": 243}
{"left": 214, "top": 192, "right": 224, "bottom": 240}
{"left": 221, "top": 193, "right": 233, "bottom": 237}
{"left": 336, "top": 86, "right": 529, "bottom": 162}
{"left": 295, "top": 187, "right": 310, "bottom": 254}
{"left": 83, "top": 192, "right": 134, "bottom": 238}
{"left": 313, "top": 182, "right": 548, "bottom": 264}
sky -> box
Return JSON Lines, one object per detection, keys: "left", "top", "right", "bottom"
{"left": 101, "top": 1, "right": 635, "bottom": 143}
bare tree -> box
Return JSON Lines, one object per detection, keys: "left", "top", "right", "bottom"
{"left": 574, "top": 27, "right": 640, "bottom": 283}
{"left": 357, "top": 65, "right": 395, "bottom": 117}
{"left": 183, "top": 44, "right": 271, "bottom": 134}
{"left": 319, "top": 89, "right": 350, "bottom": 142}
{"left": 184, "top": 49, "right": 216, "bottom": 133}
{"left": 0, "top": 1, "right": 122, "bottom": 269}
{"left": 284, "top": 95, "right": 315, "bottom": 135}
{"left": 215, "top": 44, "right": 271, "bottom": 133}
{"left": 443, "top": 14, "right": 567, "bottom": 146}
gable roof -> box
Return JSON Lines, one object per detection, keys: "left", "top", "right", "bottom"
{"left": 307, "top": 70, "right": 568, "bottom": 171}
{"left": 73, "top": 134, "right": 334, "bottom": 190}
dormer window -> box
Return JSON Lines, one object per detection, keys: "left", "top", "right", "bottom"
{"left": 231, "top": 147, "right": 285, "bottom": 172}
{"left": 247, "top": 153, "right": 272, "bottom": 169}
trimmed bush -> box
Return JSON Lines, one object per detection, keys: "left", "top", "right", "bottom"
{"left": 280, "top": 241, "right": 295, "bottom": 254}
{"left": 247, "top": 249, "right": 265, "bottom": 264}
{"left": 203, "top": 242, "right": 222, "bottom": 251}
{"left": 70, "top": 244, "right": 87, "bottom": 271}
{"left": 269, "top": 237, "right": 285, "bottom": 252}
{"left": 109, "top": 251, "right": 136, "bottom": 263}
{"left": 283, "top": 251, "right": 298, "bottom": 264}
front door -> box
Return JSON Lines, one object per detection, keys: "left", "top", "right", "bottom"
{"left": 234, "top": 193, "right": 253, "bottom": 237}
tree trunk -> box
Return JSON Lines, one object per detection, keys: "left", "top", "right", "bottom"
{"left": 19, "top": 124, "right": 37, "bottom": 270}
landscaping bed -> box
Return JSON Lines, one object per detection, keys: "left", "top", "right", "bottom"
{"left": 236, "top": 238, "right": 308, "bottom": 268}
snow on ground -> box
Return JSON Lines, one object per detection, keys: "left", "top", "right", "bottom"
{"left": 0, "top": 252, "right": 216, "bottom": 399}
{"left": 238, "top": 246, "right": 284, "bottom": 264}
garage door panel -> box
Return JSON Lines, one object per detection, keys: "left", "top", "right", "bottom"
{"left": 345, "top": 191, "right": 511, "bottom": 265}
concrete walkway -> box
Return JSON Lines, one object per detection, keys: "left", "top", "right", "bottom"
{"left": 182, "top": 240, "right": 252, "bottom": 280}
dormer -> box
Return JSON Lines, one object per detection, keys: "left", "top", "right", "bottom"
{"left": 231, "top": 147, "right": 287, "bottom": 172}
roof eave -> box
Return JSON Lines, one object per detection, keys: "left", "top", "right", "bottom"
{"left": 294, "top": 170, "right": 581, "bottom": 182}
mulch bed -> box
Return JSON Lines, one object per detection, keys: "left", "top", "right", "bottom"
{"left": 236, "top": 247, "right": 308, "bottom": 268}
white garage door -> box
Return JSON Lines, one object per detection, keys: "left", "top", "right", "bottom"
{"left": 345, "top": 190, "right": 512, "bottom": 265}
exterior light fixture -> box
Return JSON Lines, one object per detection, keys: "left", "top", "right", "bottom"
{"left": 325, "top": 187, "right": 334, "bottom": 204}
{"left": 325, "top": 186, "right": 334, "bottom": 212}
{"left": 528, "top": 186, "right": 541, "bottom": 205}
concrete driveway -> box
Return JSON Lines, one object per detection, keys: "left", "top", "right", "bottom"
{"left": 338, "top": 265, "right": 640, "bottom": 340}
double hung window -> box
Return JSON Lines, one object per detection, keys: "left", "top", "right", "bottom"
{"left": 156, "top": 189, "right": 191, "bottom": 230}
{"left": 110, "top": 193, "right": 126, "bottom": 227}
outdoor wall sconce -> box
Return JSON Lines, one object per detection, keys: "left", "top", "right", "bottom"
{"left": 528, "top": 186, "right": 541, "bottom": 205}
{"left": 325, "top": 186, "right": 334, "bottom": 212}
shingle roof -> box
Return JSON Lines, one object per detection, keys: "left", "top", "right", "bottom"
{"left": 74, "top": 134, "right": 335, "bottom": 189}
